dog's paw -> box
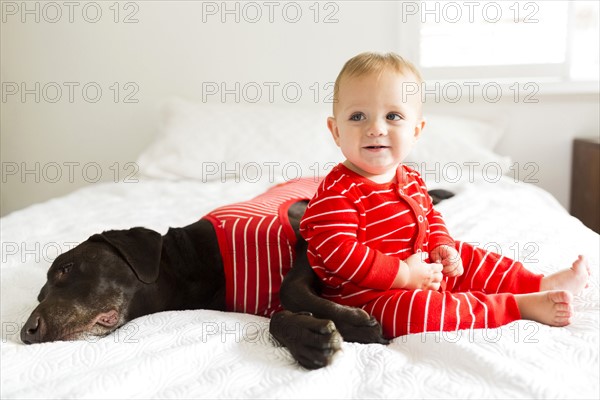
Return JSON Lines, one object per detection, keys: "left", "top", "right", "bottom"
{"left": 331, "top": 306, "right": 390, "bottom": 345}
{"left": 270, "top": 311, "right": 343, "bottom": 370}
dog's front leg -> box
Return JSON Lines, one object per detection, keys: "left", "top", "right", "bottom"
{"left": 280, "top": 239, "right": 390, "bottom": 346}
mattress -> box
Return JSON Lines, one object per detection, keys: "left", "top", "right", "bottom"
{"left": 1, "top": 174, "right": 598, "bottom": 399}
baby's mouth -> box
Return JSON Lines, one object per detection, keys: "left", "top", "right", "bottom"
{"left": 364, "top": 145, "right": 390, "bottom": 150}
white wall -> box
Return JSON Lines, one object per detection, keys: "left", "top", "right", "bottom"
{"left": 1, "top": 1, "right": 598, "bottom": 216}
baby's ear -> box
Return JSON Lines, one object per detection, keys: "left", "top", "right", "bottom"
{"left": 414, "top": 118, "right": 426, "bottom": 140}
{"left": 327, "top": 116, "right": 341, "bottom": 146}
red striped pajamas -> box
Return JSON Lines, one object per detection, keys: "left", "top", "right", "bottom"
{"left": 300, "top": 164, "right": 543, "bottom": 338}
{"left": 204, "top": 178, "right": 321, "bottom": 317}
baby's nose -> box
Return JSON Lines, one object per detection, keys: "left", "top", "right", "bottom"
{"left": 366, "top": 121, "right": 386, "bottom": 136}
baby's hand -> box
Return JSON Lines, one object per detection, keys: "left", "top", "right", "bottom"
{"left": 400, "top": 252, "right": 443, "bottom": 291}
{"left": 431, "top": 245, "right": 464, "bottom": 277}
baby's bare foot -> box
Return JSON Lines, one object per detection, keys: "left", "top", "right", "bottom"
{"left": 515, "top": 291, "right": 573, "bottom": 326}
{"left": 540, "top": 255, "right": 590, "bottom": 294}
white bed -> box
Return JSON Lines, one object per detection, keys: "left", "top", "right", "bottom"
{"left": 1, "top": 100, "right": 598, "bottom": 399}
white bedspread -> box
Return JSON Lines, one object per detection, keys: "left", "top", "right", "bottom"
{"left": 1, "top": 175, "right": 598, "bottom": 399}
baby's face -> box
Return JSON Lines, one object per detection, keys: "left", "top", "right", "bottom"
{"left": 328, "top": 69, "right": 424, "bottom": 183}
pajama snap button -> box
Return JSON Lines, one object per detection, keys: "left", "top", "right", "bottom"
{"left": 418, "top": 215, "right": 424, "bottom": 223}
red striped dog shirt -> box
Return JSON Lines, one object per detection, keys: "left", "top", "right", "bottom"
{"left": 203, "top": 178, "right": 321, "bottom": 317}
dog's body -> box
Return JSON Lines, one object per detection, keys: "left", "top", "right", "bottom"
{"left": 21, "top": 181, "right": 453, "bottom": 369}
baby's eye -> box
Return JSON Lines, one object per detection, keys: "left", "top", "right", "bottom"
{"left": 386, "top": 113, "right": 403, "bottom": 121}
{"left": 349, "top": 113, "right": 365, "bottom": 121}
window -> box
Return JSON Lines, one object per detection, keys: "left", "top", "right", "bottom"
{"left": 398, "top": 1, "right": 599, "bottom": 85}
{"left": 570, "top": 1, "right": 600, "bottom": 81}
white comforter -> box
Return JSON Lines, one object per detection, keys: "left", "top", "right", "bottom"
{"left": 1, "top": 175, "right": 598, "bottom": 399}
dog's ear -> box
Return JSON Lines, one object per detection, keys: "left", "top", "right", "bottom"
{"left": 428, "top": 189, "right": 455, "bottom": 205}
{"left": 90, "top": 227, "right": 162, "bottom": 284}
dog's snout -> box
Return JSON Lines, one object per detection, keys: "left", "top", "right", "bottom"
{"left": 21, "top": 314, "right": 46, "bottom": 344}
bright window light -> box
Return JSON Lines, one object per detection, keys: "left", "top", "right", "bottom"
{"left": 570, "top": 1, "right": 600, "bottom": 81}
{"left": 411, "top": 0, "right": 599, "bottom": 82}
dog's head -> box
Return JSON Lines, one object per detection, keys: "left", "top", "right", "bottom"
{"left": 20, "top": 227, "right": 162, "bottom": 344}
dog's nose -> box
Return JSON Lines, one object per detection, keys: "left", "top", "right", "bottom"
{"left": 21, "top": 314, "right": 46, "bottom": 344}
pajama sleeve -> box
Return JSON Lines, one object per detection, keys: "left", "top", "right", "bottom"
{"left": 299, "top": 191, "right": 400, "bottom": 291}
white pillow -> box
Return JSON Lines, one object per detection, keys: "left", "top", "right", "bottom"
{"left": 137, "top": 98, "right": 341, "bottom": 182}
{"left": 423, "top": 113, "right": 505, "bottom": 150}
{"left": 405, "top": 113, "right": 511, "bottom": 183}
{"left": 137, "top": 101, "right": 509, "bottom": 184}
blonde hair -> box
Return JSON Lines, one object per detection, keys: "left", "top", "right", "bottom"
{"left": 332, "top": 52, "right": 423, "bottom": 114}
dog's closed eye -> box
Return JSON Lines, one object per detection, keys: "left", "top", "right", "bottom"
{"left": 56, "top": 263, "right": 73, "bottom": 278}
